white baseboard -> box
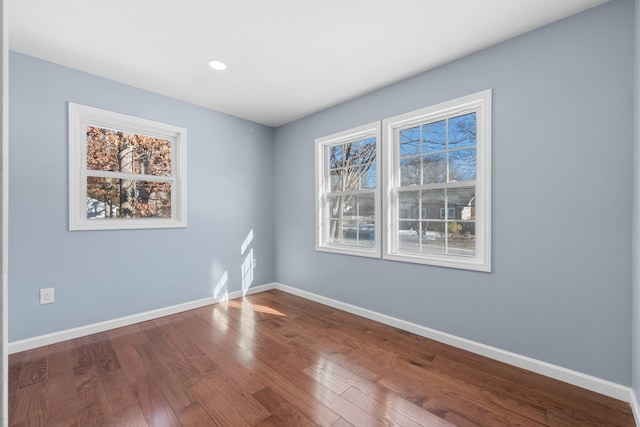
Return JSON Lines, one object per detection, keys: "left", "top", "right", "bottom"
{"left": 8, "top": 283, "right": 276, "bottom": 354}
{"left": 631, "top": 389, "right": 640, "bottom": 426}
{"left": 8, "top": 281, "right": 636, "bottom": 410}
{"left": 272, "top": 283, "right": 634, "bottom": 404}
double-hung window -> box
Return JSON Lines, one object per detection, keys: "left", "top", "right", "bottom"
{"left": 315, "top": 91, "right": 491, "bottom": 271}
{"left": 383, "top": 90, "right": 491, "bottom": 271}
{"left": 316, "top": 122, "right": 381, "bottom": 257}
{"left": 69, "top": 103, "right": 187, "bottom": 231}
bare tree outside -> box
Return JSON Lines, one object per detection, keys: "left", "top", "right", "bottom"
{"left": 327, "top": 137, "right": 376, "bottom": 246}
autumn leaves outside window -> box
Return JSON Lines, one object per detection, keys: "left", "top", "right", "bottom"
{"left": 69, "top": 103, "right": 187, "bottom": 230}
{"left": 86, "top": 127, "right": 173, "bottom": 219}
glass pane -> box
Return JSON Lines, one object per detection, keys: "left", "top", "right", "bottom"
{"left": 330, "top": 170, "right": 342, "bottom": 191}
{"left": 134, "top": 181, "right": 171, "bottom": 218}
{"left": 328, "top": 195, "right": 343, "bottom": 219}
{"left": 399, "top": 126, "right": 420, "bottom": 157}
{"left": 423, "top": 153, "right": 446, "bottom": 184}
{"left": 86, "top": 177, "right": 120, "bottom": 219}
{"left": 328, "top": 219, "right": 342, "bottom": 243}
{"left": 399, "top": 191, "right": 419, "bottom": 219}
{"left": 342, "top": 196, "right": 356, "bottom": 219}
{"left": 421, "top": 189, "right": 445, "bottom": 220}
{"left": 358, "top": 222, "right": 375, "bottom": 246}
{"left": 421, "top": 221, "right": 445, "bottom": 254}
{"left": 398, "top": 221, "right": 420, "bottom": 252}
{"left": 329, "top": 195, "right": 355, "bottom": 219}
{"left": 357, "top": 193, "right": 375, "bottom": 218}
{"left": 400, "top": 157, "right": 421, "bottom": 186}
{"left": 448, "top": 222, "right": 475, "bottom": 256}
{"left": 352, "top": 137, "right": 376, "bottom": 167}
{"left": 86, "top": 127, "right": 120, "bottom": 172}
{"left": 447, "top": 187, "right": 475, "bottom": 220}
{"left": 329, "top": 145, "right": 344, "bottom": 169}
{"left": 361, "top": 163, "right": 376, "bottom": 189}
{"left": 87, "top": 177, "right": 172, "bottom": 219}
{"left": 449, "top": 148, "right": 476, "bottom": 182}
{"left": 422, "top": 120, "right": 446, "bottom": 153}
{"left": 342, "top": 220, "right": 358, "bottom": 245}
{"left": 86, "top": 126, "right": 172, "bottom": 176}
{"left": 344, "top": 167, "right": 363, "bottom": 191}
{"left": 448, "top": 113, "right": 476, "bottom": 149}
{"left": 136, "top": 136, "right": 172, "bottom": 176}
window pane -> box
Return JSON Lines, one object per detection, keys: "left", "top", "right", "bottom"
{"left": 358, "top": 222, "right": 375, "bottom": 246}
{"left": 421, "top": 189, "right": 445, "bottom": 220}
{"left": 447, "top": 187, "right": 475, "bottom": 220}
{"left": 353, "top": 137, "right": 376, "bottom": 167}
{"left": 328, "top": 195, "right": 342, "bottom": 218}
{"left": 134, "top": 181, "right": 171, "bottom": 218}
{"left": 449, "top": 148, "right": 476, "bottom": 182}
{"left": 342, "top": 220, "right": 359, "bottom": 245}
{"left": 361, "top": 163, "right": 376, "bottom": 189}
{"left": 329, "top": 145, "right": 344, "bottom": 169}
{"left": 448, "top": 113, "right": 476, "bottom": 149}
{"left": 342, "top": 167, "right": 366, "bottom": 191}
{"left": 342, "top": 196, "right": 356, "bottom": 219}
{"left": 399, "top": 191, "right": 419, "bottom": 219}
{"left": 448, "top": 222, "right": 475, "bottom": 256}
{"left": 423, "top": 153, "right": 446, "bottom": 184}
{"left": 87, "top": 177, "right": 120, "bottom": 219}
{"left": 422, "top": 120, "right": 446, "bottom": 153}
{"left": 87, "top": 177, "right": 172, "bottom": 219}
{"left": 328, "top": 194, "right": 357, "bottom": 219}
{"left": 330, "top": 170, "right": 342, "bottom": 191}
{"left": 357, "top": 193, "right": 375, "bottom": 218}
{"left": 136, "top": 136, "right": 172, "bottom": 176}
{"left": 329, "top": 219, "right": 343, "bottom": 243}
{"left": 399, "top": 126, "right": 420, "bottom": 157}
{"left": 398, "top": 222, "right": 420, "bottom": 252}
{"left": 86, "top": 126, "right": 172, "bottom": 176}
{"left": 400, "top": 157, "right": 421, "bottom": 186}
{"left": 421, "top": 221, "right": 446, "bottom": 254}
{"left": 86, "top": 127, "right": 120, "bottom": 172}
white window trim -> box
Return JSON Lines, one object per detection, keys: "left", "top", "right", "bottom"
{"left": 382, "top": 90, "right": 492, "bottom": 272}
{"left": 68, "top": 102, "right": 187, "bottom": 231}
{"left": 315, "top": 121, "right": 381, "bottom": 258}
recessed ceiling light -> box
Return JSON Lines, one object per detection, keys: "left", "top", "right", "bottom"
{"left": 208, "top": 60, "right": 227, "bottom": 71}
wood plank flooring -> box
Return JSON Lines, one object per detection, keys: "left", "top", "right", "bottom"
{"left": 9, "top": 289, "right": 635, "bottom": 426}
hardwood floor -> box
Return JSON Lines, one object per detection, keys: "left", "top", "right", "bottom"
{"left": 9, "top": 289, "right": 635, "bottom": 426}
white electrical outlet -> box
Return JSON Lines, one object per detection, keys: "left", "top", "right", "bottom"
{"left": 252, "top": 258, "right": 257, "bottom": 269}
{"left": 40, "top": 288, "right": 54, "bottom": 304}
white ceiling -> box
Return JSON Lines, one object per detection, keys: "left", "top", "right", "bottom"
{"left": 9, "top": 0, "right": 608, "bottom": 127}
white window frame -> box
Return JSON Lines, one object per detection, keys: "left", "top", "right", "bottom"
{"left": 68, "top": 103, "right": 187, "bottom": 231}
{"left": 382, "top": 90, "right": 491, "bottom": 271}
{"left": 316, "top": 122, "right": 381, "bottom": 258}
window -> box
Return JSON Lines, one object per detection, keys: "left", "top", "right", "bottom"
{"left": 383, "top": 90, "right": 491, "bottom": 271}
{"left": 316, "top": 122, "right": 381, "bottom": 257}
{"left": 68, "top": 103, "right": 187, "bottom": 230}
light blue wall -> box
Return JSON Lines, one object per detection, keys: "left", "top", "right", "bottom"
{"left": 274, "top": 0, "right": 635, "bottom": 385}
{"left": 9, "top": 52, "right": 275, "bottom": 341}
{"left": 633, "top": 0, "right": 640, "bottom": 404}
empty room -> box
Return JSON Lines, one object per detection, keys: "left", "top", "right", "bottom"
{"left": 3, "top": 0, "right": 640, "bottom": 425}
